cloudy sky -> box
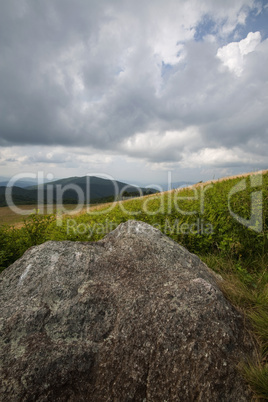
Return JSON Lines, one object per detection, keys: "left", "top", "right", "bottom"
{"left": 0, "top": 0, "right": 267, "bottom": 186}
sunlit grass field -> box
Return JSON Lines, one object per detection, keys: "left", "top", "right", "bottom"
{"left": 0, "top": 170, "right": 267, "bottom": 399}
{"left": 0, "top": 204, "right": 92, "bottom": 226}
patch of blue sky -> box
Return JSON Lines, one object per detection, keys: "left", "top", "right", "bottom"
{"left": 234, "top": 2, "right": 268, "bottom": 41}
{"left": 157, "top": 62, "right": 178, "bottom": 96}
{"left": 115, "top": 67, "right": 124, "bottom": 76}
{"left": 194, "top": 14, "right": 216, "bottom": 41}
{"left": 161, "top": 62, "right": 174, "bottom": 78}
{"left": 195, "top": 2, "right": 268, "bottom": 44}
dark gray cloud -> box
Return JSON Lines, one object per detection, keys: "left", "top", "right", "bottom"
{"left": 0, "top": 0, "right": 267, "bottom": 175}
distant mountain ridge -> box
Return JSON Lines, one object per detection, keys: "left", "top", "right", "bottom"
{"left": 0, "top": 176, "right": 158, "bottom": 207}
{"left": 0, "top": 179, "right": 47, "bottom": 188}
{"left": 0, "top": 175, "right": 54, "bottom": 188}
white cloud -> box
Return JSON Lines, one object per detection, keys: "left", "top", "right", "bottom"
{"left": 217, "top": 31, "right": 261, "bottom": 75}
{"left": 181, "top": 146, "right": 267, "bottom": 168}
{"left": 121, "top": 128, "right": 201, "bottom": 162}
{"left": 0, "top": 1, "right": 267, "bottom": 183}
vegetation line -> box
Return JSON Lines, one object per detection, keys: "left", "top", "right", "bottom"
{"left": 0, "top": 170, "right": 267, "bottom": 399}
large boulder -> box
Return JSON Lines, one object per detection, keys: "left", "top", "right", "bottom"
{"left": 0, "top": 220, "right": 254, "bottom": 401}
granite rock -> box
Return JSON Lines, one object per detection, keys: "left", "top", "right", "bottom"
{"left": 0, "top": 220, "right": 254, "bottom": 401}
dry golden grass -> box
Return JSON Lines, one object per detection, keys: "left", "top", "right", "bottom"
{"left": 0, "top": 204, "right": 86, "bottom": 227}
{"left": 0, "top": 198, "right": 152, "bottom": 227}
{"left": 192, "top": 169, "right": 268, "bottom": 188}
{"left": 0, "top": 205, "right": 39, "bottom": 226}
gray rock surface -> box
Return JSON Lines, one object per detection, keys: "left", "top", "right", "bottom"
{"left": 0, "top": 220, "right": 254, "bottom": 401}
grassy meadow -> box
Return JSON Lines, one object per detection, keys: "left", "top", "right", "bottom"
{"left": 0, "top": 204, "right": 89, "bottom": 226}
{"left": 0, "top": 170, "right": 267, "bottom": 399}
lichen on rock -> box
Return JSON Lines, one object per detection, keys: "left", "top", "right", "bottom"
{"left": 0, "top": 220, "right": 254, "bottom": 401}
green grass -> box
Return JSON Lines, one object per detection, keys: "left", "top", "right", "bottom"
{"left": 0, "top": 204, "right": 90, "bottom": 226}
{"left": 0, "top": 170, "right": 267, "bottom": 399}
{"left": 201, "top": 253, "right": 268, "bottom": 400}
{"left": 242, "top": 362, "right": 268, "bottom": 400}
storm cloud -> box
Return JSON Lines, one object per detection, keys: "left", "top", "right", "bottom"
{"left": 0, "top": 0, "right": 267, "bottom": 181}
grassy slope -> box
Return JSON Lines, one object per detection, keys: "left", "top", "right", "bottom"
{"left": 0, "top": 169, "right": 267, "bottom": 399}
{"left": 0, "top": 204, "right": 89, "bottom": 226}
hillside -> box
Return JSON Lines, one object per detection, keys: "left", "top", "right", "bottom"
{"left": 0, "top": 169, "right": 267, "bottom": 399}
{"left": 0, "top": 176, "right": 157, "bottom": 207}
{"left": 0, "top": 186, "right": 39, "bottom": 206}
